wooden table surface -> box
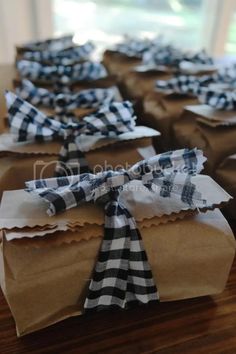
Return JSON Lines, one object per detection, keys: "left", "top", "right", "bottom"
{"left": 0, "top": 256, "right": 235, "bottom": 354}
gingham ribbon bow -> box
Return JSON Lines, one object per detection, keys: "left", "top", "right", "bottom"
{"left": 5, "top": 92, "right": 136, "bottom": 175}
{"left": 155, "top": 74, "right": 211, "bottom": 95}
{"left": 17, "top": 60, "right": 107, "bottom": 84}
{"left": 25, "top": 148, "right": 206, "bottom": 311}
{"left": 114, "top": 36, "right": 162, "bottom": 58}
{"left": 143, "top": 47, "right": 213, "bottom": 67}
{"left": 16, "top": 79, "right": 118, "bottom": 113}
{"left": 200, "top": 89, "right": 236, "bottom": 110}
{"left": 22, "top": 42, "right": 94, "bottom": 65}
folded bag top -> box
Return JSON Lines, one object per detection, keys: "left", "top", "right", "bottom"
{"left": 24, "top": 148, "right": 231, "bottom": 311}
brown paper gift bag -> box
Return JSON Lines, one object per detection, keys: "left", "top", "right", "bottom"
{"left": 173, "top": 105, "right": 236, "bottom": 174}
{"left": 120, "top": 67, "right": 172, "bottom": 101}
{"left": 216, "top": 154, "right": 236, "bottom": 219}
{"left": 0, "top": 186, "right": 235, "bottom": 336}
{"left": 103, "top": 50, "right": 141, "bottom": 76}
{"left": 143, "top": 92, "right": 199, "bottom": 151}
{"left": 0, "top": 128, "right": 159, "bottom": 198}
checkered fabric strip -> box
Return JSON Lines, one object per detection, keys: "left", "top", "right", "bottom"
{"left": 25, "top": 148, "right": 206, "bottom": 311}
{"left": 16, "top": 79, "right": 118, "bottom": 112}
{"left": 22, "top": 42, "right": 94, "bottom": 65}
{"left": 212, "top": 65, "right": 236, "bottom": 87}
{"left": 114, "top": 36, "right": 162, "bottom": 58}
{"left": 15, "top": 79, "right": 55, "bottom": 107}
{"left": 143, "top": 47, "right": 213, "bottom": 67}
{"left": 200, "top": 89, "right": 236, "bottom": 110}
{"left": 22, "top": 35, "right": 74, "bottom": 52}
{"left": 17, "top": 60, "right": 107, "bottom": 84}
{"left": 155, "top": 75, "right": 211, "bottom": 95}
{"left": 5, "top": 92, "right": 136, "bottom": 175}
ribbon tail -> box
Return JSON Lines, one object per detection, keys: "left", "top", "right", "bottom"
{"left": 84, "top": 201, "right": 158, "bottom": 312}
{"left": 126, "top": 215, "right": 159, "bottom": 306}
{"left": 55, "top": 138, "right": 90, "bottom": 177}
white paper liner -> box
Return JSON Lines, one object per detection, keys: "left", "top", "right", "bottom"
{"left": 0, "top": 174, "right": 231, "bottom": 240}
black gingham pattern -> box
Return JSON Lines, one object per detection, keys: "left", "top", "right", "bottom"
{"left": 17, "top": 60, "right": 107, "bottom": 84}
{"left": 25, "top": 148, "right": 205, "bottom": 311}
{"left": 16, "top": 79, "right": 118, "bottom": 112}
{"left": 21, "top": 35, "right": 73, "bottom": 52}
{"left": 5, "top": 92, "right": 136, "bottom": 175}
{"left": 22, "top": 42, "right": 94, "bottom": 65}
{"left": 114, "top": 37, "right": 162, "bottom": 58}
{"left": 155, "top": 75, "right": 210, "bottom": 95}
{"left": 200, "top": 89, "right": 236, "bottom": 110}
{"left": 143, "top": 47, "right": 213, "bottom": 67}
{"left": 15, "top": 79, "right": 55, "bottom": 107}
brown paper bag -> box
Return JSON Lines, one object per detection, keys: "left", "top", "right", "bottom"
{"left": 103, "top": 50, "right": 141, "bottom": 76}
{"left": 216, "top": 154, "right": 236, "bottom": 219}
{"left": 0, "top": 187, "right": 235, "bottom": 335}
{"left": 143, "top": 92, "right": 199, "bottom": 151}
{"left": 120, "top": 68, "right": 172, "bottom": 101}
{"left": 173, "top": 106, "right": 236, "bottom": 174}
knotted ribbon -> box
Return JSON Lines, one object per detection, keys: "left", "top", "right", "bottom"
{"left": 22, "top": 42, "right": 94, "bottom": 65}
{"left": 15, "top": 79, "right": 118, "bottom": 114}
{"left": 114, "top": 36, "right": 162, "bottom": 58}
{"left": 5, "top": 92, "right": 136, "bottom": 175}
{"left": 143, "top": 47, "right": 213, "bottom": 68}
{"left": 25, "top": 148, "right": 206, "bottom": 310}
{"left": 155, "top": 69, "right": 236, "bottom": 110}
{"left": 17, "top": 60, "right": 107, "bottom": 84}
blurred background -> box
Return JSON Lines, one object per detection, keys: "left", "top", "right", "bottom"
{"left": 1, "top": 0, "right": 236, "bottom": 64}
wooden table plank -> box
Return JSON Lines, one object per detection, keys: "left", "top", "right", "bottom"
{"left": 0, "top": 257, "right": 235, "bottom": 354}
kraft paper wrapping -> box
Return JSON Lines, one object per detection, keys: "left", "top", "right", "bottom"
{"left": 0, "top": 65, "right": 16, "bottom": 133}
{"left": 0, "top": 133, "right": 157, "bottom": 198}
{"left": 120, "top": 68, "right": 172, "bottom": 101}
{"left": 143, "top": 92, "right": 199, "bottom": 151}
{"left": 0, "top": 198, "right": 235, "bottom": 335}
{"left": 103, "top": 50, "right": 141, "bottom": 76}
{"left": 216, "top": 154, "right": 236, "bottom": 219}
{"left": 173, "top": 106, "right": 236, "bottom": 175}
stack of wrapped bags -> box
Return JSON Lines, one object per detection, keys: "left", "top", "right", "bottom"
{"left": 0, "top": 35, "right": 235, "bottom": 336}
{"left": 103, "top": 36, "right": 236, "bottom": 220}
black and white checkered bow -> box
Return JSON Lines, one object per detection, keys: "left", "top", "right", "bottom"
{"left": 16, "top": 79, "right": 118, "bottom": 113}
{"left": 22, "top": 42, "right": 94, "bottom": 65}
{"left": 200, "top": 89, "right": 236, "bottom": 110}
{"left": 155, "top": 74, "right": 211, "bottom": 95}
{"left": 17, "top": 60, "right": 107, "bottom": 84}
{"left": 155, "top": 72, "right": 236, "bottom": 110}
{"left": 143, "top": 47, "right": 213, "bottom": 67}
{"left": 114, "top": 36, "right": 162, "bottom": 58}
{"left": 25, "top": 148, "right": 206, "bottom": 311}
{"left": 5, "top": 92, "right": 136, "bottom": 175}
{"left": 21, "top": 35, "right": 74, "bottom": 52}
